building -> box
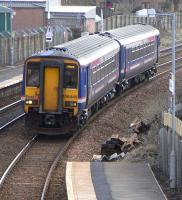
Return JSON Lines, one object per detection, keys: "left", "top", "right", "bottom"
{"left": 0, "top": 0, "right": 46, "bottom": 30}
{"left": 47, "top": 6, "right": 98, "bottom": 38}
{"left": 0, "top": 5, "right": 11, "bottom": 32}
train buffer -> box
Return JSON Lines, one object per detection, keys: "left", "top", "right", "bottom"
{"left": 66, "top": 161, "right": 167, "bottom": 200}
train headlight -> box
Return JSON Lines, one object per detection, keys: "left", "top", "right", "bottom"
{"left": 25, "top": 100, "right": 33, "bottom": 105}
{"left": 29, "top": 100, "right": 33, "bottom": 104}
{"left": 25, "top": 99, "right": 38, "bottom": 105}
{"left": 65, "top": 101, "right": 77, "bottom": 107}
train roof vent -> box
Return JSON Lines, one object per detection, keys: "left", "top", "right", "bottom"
{"left": 58, "top": 47, "right": 68, "bottom": 52}
{"left": 99, "top": 32, "right": 113, "bottom": 38}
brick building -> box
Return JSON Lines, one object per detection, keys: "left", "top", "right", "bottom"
{"left": 0, "top": 0, "right": 46, "bottom": 30}
{"left": 48, "top": 6, "right": 97, "bottom": 38}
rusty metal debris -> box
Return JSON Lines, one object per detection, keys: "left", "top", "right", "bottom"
{"left": 92, "top": 118, "right": 150, "bottom": 162}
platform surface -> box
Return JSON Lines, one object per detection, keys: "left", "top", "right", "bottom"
{"left": 66, "top": 162, "right": 167, "bottom": 200}
{"left": 0, "top": 65, "right": 23, "bottom": 89}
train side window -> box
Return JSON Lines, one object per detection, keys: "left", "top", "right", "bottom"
{"left": 128, "top": 49, "right": 131, "bottom": 62}
{"left": 105, "top": 63, "right": 108, "bottom": 74}
{"left": 92, "top": 67, "right": 96, "bottom": 84}
{"left": 64, "top": 65, "right": 78, "bottom": 89}
{"left": 26, "top": 62, "right": 40, "bottom": 87}
{"left": 152, "top": 43, "right": 154, "bottom": 51}
{"left": 96, "top": 70, "right": 99, "bottom": 82}
{"left": 102, "top": 65, "right": 105, "bottom": 78}
{"left": 141, "top": 45, "right": 144, "bottom": 56}
{"left": 91, "top": 72, "right": 94, "bottom": 84}
{"left": 93, "top": 72, "right": 96, "bottom": 84}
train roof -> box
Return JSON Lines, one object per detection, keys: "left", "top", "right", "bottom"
{"left": 52, "top": 34, "right": 120, "bottom": 65}
{"left": 32, "top": 24, "right": 159, "bottom": 66}
{"left": 107, "top": 24, "right": 160, "bottom": 46}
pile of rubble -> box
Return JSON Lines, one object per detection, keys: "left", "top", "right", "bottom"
{"left": 92, "top": 117, "right": 150, "bottom": 161}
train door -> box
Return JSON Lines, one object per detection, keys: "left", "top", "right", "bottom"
{"left": 43, "top": 67, "right": 59, "bottom": 112}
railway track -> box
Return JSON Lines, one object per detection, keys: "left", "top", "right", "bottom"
{"left": 41, "top": 61, "right": 182, "bottom": 199}
{"left": 160, "top": 43, "right": 182, "bottom": 58}
{"left": 0, "top": 135, "right": 70, "bottom": 199}
{"left": 42, "top": 49, "right": 182, "bottom": 199}
{"left": 0, "top": 100, "right": 24, "bottom": 130}
{"left": 0, "top": 44, "right": 182, "bottom": 199}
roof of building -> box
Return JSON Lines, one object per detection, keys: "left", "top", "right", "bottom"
{"left": 0, "top": 0, "right": 46, "bottom": 8}
{"left": 48, "top": 6, "right": 95, "bottom": 13}
{"left": 48, "top": 6, "right": 96, "bottom": 19}
{"left": 0, "top": 5, "right": 11, "bottom": 12}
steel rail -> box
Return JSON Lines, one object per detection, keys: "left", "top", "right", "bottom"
{"left": 41, "top": 56, "right": 182, "bottom": 200}
{"left": 0, "top": 136, "right": 37, "bottom": 189}
{"left": 158, "top": 56, "right": 182, "bottom": 68}
{"left": 41, "top": 128, "right": 83, "bottom": 200}
{"left": 160, "top": 47, "right": 182, "bottom": 58}
{"left": 160, "top": 43, "right": 182, "bottom": 54}
{"left": 0, "top": 100, "right": 22, "bottom": 113}
{"left": 1, "top": 44, "right": 182, "bottom": 198}
{"left": 0, "top": 113, "right": 25, "bottom": 131}
{"left": 0, "top": 99, "right": 24, "bottom": 131}
{"left": 156, "top": 63, "right": 182, "bottom": 78}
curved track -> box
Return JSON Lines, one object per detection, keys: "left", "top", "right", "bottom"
{"left": 0, "top": 43, "right": 182, "bottom": 199}
{"left": 0, "top": 135, "right": 69, "bottom": 199}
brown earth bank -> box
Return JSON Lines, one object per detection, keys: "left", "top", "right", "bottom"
{"left": 64, "top": 65, "right": 182, "bottom": 199}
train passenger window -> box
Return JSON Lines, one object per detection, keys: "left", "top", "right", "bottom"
{"left": 129, "top": 49, "right": 132, "bottom": 61}
{"left": 105, "top": 65, "right": 108, "bottom": 76}
{"left": 100, "top": 66, "right": 103, "bottom": 78}
{"left": 27, "top": 62, "right": 40, "bottom": 87}
{"left": 97, "top": 69, "right": 101, "bottom": 81}
{"left": 91, "top": 73, "right": 96, "bottom": 84}
{"left": 64, "top": 65, "right": 78, "bottom": 89}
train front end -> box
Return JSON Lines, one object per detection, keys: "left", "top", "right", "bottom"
{"left": 22, "top": 55, "right": 80, "bottom": 135}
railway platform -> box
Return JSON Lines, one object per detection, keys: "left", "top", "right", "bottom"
{"left": 66, "top": 161, "right": 167, "bottom": 200}
{"left": 0, "top": 65, "right": 23, "bottom": 89}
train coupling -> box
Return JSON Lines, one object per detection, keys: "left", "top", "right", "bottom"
{"left": 44, "top": 114, "right": 56, "bottom": 126}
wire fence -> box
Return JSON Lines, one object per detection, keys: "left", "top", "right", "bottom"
{"left": 98, "top": 12, "right": 182, "bottom": 31}
{"left": 0, "top": 26, "right": 72, "bottom": 66}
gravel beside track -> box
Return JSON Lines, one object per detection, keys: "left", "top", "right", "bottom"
{"left": 0, "top": 135, "right": 69, "bottom": 199}
{"left": 0, "top": 38, "right": 181, "bottom": 199}
{"left": 42, "top": 68, "right": 182, "bottom": 200}
{"left": 0, "top": 102, "right": 23, "bottom": 129}
{"left": 0, "top": 120, "right": 31, "bottom": 183}
{"left": 62, "top": 68, "right": 182, "bottom": 200}
{"left": 0, "top": 95, "right": 20, "bottom": 108}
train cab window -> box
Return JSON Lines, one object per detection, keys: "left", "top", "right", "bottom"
{"left": 64, "top": 65, "right": 78, "bottom": 89}
{"left": 26, "top": 62, "right": 40, "bottom": 87}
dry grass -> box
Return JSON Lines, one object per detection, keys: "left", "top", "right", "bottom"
{"left": 160, "top": 29, "right": 182, "bottom": 48}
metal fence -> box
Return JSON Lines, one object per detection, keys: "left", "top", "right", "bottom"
{"left": 159, "top": 104, "right": 182, "bottom": 188}
{"left": 99, "top": 12, "right": 182, "bottom": 31}
{"left": 0, "top": 26, "right": 72, "bottom": 66}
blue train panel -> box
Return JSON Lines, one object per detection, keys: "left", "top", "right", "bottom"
{"left": 78, "top": 66, "right": 88, "bottom": 110}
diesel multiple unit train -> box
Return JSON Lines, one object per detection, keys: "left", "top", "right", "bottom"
{"left": 22, "top": 24, "right": 160, "bottom": 135}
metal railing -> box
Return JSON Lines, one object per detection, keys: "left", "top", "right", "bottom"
{"left": 159, "top": 104, "right": 182, "bottom": 188}
{"left": 0, "top": 26, "right": 72, "bottom": 66}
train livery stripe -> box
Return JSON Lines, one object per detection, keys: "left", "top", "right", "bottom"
{"left": 78, "top": 96, "right": 86, "bottom": 103}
